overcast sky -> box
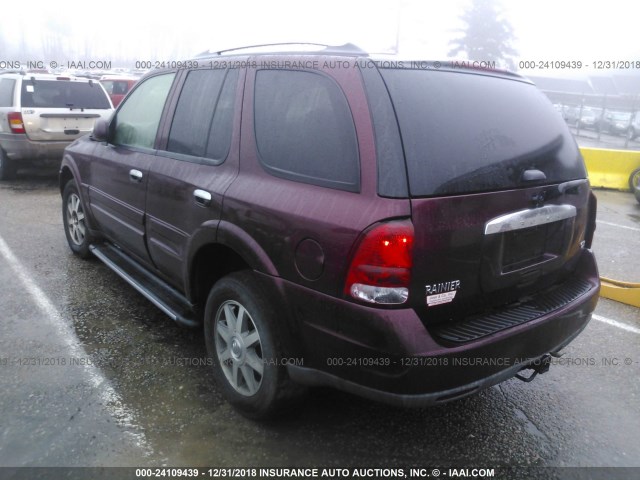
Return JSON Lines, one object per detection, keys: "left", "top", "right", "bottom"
{"left": 1, "top": 0, "right": 638, "bottom": 75}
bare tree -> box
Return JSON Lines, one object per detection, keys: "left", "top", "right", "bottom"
{"left": 41, "top": 17, "right": 68, "bottom": 61}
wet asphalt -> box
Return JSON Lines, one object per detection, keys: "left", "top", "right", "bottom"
{"left": 0, "top": 169, "right": 638, "bottom": 474}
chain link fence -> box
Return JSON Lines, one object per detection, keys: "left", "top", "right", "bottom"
{"left": 543, "top": 91, "right": 640, "bottom": 151}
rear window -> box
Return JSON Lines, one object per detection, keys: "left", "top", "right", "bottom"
{"left": 380, "top": 69, "right": 586, "bottom": 197}
{"left": 101, "top": 80, "right": 132, "bottom": 95}
{"left": 254, "top": 69, "right": 360, "bottom": 192}
{"left": 20, "top": 80, "right": 111, "bottom": 109}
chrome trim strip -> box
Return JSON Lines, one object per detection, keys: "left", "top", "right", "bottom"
{"left": 484, "top": 204, "right": 577, "bottom": 235}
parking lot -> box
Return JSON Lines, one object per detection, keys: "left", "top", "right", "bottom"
{"left": 572, "top": 127, "right": 640, "bottom": 152}
{"left": 0, "top": 169, "right": 639, "bottom": 476}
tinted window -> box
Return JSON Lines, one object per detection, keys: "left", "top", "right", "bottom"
{"left": 101, "top": 80, "right": 115, "bottom": 95}
{"left": 380, "top": 69, "right": 586, "bottom": 197}
{"left": 167, "top": 68, "right": 237, "bottom": 161}
{"left": 101, "top": 80, "right": 131, "bottom": 95}
{"left": 358, "top": 61, "right": 408, "bottom": 198}
{"left": 206, "top": 69, "right": 238, "bottom": 160}
{"left": 20, "top": 80, "right": 111, "bottom": 109}
{"left": 0, "top": 78, "right": 15, "bottom": 107}
{"left": 114, "top": 73, "right": 175, "bottom": 149}
{"left": 254, "top": 70, "right": 359, "bottom": 191}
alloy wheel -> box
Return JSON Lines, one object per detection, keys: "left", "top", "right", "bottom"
{"left": 215, "top": 300, "right": 264, "bottom": 396}
{"left": 66, "top": 193, "right": 86, "bottom": 246}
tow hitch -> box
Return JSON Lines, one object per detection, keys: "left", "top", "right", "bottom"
{"left": 515, "top": 353, "right": 553, "bottom": 383}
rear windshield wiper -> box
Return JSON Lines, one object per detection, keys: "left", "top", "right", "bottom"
{"left": 531, "top": 178, "right": 588, "bottom": 206}
{"left": 557, "top": 178, "right": 587, "bottom": 194}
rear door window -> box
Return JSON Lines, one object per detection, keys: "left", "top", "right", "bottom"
{"left": 379, "top": 69, "right": 586, "bottom": 197}
{"left": 254, "top": 69, "right": 359, "bottom": 192}
{"left": 20, "top": 80, "right": 111, "bottom": 109}
{"left": 166, "top": 68, "right": 238, "bottom": 162}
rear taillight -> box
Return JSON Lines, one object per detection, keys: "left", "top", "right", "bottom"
{"left": 8, "top": 112, "right": 25, "bottom": 134}
{"left": 345, "top": 219, "right": 414, "bottom": 305}
{"left": 584, "top": 190, "right": 597, "bottom": 249}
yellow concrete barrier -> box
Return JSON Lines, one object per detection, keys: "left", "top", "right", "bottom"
{"left": 600, "top": 277, "right": 640, "bottom": 308}
{"left": 580, "top": 147, "right": 640, "bottom": 191}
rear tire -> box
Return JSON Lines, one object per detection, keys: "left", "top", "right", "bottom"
{"left": 62, "top": 180, "right": 93, "bottom": 258}
{"left": 631, "top": 168, "right": 640, "bottom": 204}
{"left": 204, "top": 271, "right": 302, "bottom": 419}
{"left": 628, "top": 168, "right": 640, "bottom": 191}
{"left": 0, "top": 150, "right": 17, "bottom": 181}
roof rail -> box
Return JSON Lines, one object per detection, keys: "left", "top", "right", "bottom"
{"left": 197, "top": 42, "right": 368, "bottom": 57}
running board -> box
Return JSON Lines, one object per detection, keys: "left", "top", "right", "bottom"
{"left": 89, "top": 243, "right": 199, "bottom": 327}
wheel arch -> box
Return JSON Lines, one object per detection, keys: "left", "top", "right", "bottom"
{"left": 187, "top": 221, "right": 280, "bottom": 311}
{"left": 59, "top": 164, "right": 75, "bottom": 194}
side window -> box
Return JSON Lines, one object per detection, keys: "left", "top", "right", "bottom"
{"left": 113, "top": 73, "right": 175, "bottom": 149}
{"left": 101, "top": 80, "right": 114, "bottom": 95}
{"left": 0, "top": 78, "right": 15, "bottom": 107}
{"left": 167, "top": 68, "right": 238, "bottom": 162}
{"left": 205, "top": 69, "right": 238, "bottom": 160}
{"left": 254, "top": 70, "right": 359, "bottom": 192}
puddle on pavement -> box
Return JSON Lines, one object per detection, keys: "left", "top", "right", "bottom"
{"left": 55, "top": 258, "right": 497, "bottom": 467}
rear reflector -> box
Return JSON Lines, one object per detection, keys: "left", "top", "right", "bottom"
{"left": 345, "top": 219, "right": 414, "bottom": 305}
{"left": 7, "top": 112, "right": 25, "bottom": 134}
{"left": 584, "top": 191, "right": 597, "bottom": 249}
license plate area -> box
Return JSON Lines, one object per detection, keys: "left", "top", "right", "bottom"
{"left": 481, "top": 204, "right": 577, "bottom": 292}
{"left": 501, "top": 221, "right": 564, "bottom": 273}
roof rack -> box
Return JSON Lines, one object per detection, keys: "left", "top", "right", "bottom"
{"left": 197, "top": 42, "right": 368, "bottom": 57}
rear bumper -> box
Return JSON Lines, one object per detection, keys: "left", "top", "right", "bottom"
{"left": 0, "top": 133, "right": 70, "bottom": 162}
{"left": 278, "top": 249, "right": 599, "bottom": 405}
{"left": 288, "top": 325, "right": 585, "bottom": 407}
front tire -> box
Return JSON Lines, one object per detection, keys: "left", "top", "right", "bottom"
{"left": 204, "top": 271, "right": 301, "bottom": 419}
{"left": 62, "top": 180, "right": 93, "bottom": 258}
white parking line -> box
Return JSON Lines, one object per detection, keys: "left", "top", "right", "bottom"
{"left": 597, "top": 220, "right": 640, "bottom": 233}
{"left": 0, "top": 234, "right": 151, "bottom": 454}
{"left": 593, "top": 314, "right": 640, "bottom": 335}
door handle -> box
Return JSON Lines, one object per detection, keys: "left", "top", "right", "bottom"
{"left": 129, "top": 169, "right": 143, "bottom": 183}
{"left": 194, "top": 189, "right": 212, "bottom": 207}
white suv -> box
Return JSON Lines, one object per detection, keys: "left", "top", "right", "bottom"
{"left": 0, "top": 72, "right": 113, "bottom": 179}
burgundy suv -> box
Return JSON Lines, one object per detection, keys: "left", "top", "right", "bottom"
{"left": 60, "top": 45, "right": 599, "bottom": 419}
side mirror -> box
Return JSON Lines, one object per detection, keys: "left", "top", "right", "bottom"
{"left": 91, "top": 118, "right": 109, "bottom": 142}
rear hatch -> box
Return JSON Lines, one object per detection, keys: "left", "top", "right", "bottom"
{"left": 379, "top": 67, "right": 591, "bottom": 327}
{"left": 20, "top": 76, "right": 112, "bottom": 141}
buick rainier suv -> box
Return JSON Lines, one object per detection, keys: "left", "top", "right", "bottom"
{"left": 59, "top": 44, "right": 599, "bottom": 419}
